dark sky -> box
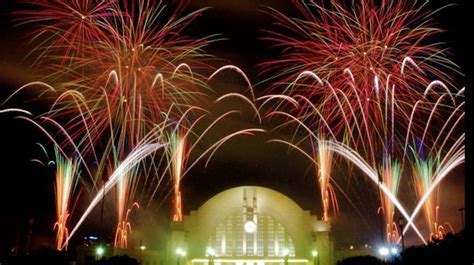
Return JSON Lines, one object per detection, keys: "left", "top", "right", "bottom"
{"left": 0, "top": 0, "right": 470, "bottom": 252}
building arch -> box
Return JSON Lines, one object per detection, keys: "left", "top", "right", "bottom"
{"left": 169, "top": 186, "right": 333, "bottom": 265}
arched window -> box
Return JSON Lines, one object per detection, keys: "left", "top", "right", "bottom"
{"left": 207, "top": 212, "right": 296, "bottom": 257}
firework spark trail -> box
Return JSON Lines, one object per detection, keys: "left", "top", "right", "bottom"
{"left": 324, "top": 140, "right": 427, "bottom": 244}
{"left": 411, "top": 153, "right": 442, "bottom": 241}
{"left": 266, "top": 133, "right": 426, "bottom": 243}
{"left": 378, "top": 156, "right": 402, "bottom": 244}
{"left": 1, "top": 82, "right": 56, "bottom": 106}
{"left": 114, "top": 202, "right": 139, "bottom": 249}
{"left": 140, "top": 64, "right": 264, "bottom": 214}
{"left": 259, "top": 0, "right": 462, "bottom": 175}
{"left": 113, "top": 153, "right": 142, "bottom": 249}
{"left": 261, "top": 0, "right": 459, "bottom": 96}
{"left": 53, "top": 147, "right": 79, "bottom": 250}
{"left": 402, "top": 136, "right": 465, "bottom": 239}
{"left": 264, "top": 96, "right": 463, "bottom": 244}
{"left": 17, "top": 0, "right": 214, "bottom": 168}
{"left": 0, "top": 108, "right": 33, "bottom": 116}
{"left": 259, "top": 63, "right": 463, "bottom": 235}
{"left": 262, "top": 68, "right": 461, "bottom": 164}
{"left": 316, "top": 138, "right": 338, "bottom": 221}
{"left": 269, "top": 138, "right": 368, "bottom": 222}
{"left": 63, "top": 141, "right": 166, "bottom": 249}
{"left": 15, "top": 0, "right": 220, "bottom": 248}
{"left": 10, "top": 0, "right": 465, "bottom": 248}
{"left": 413, "top": 152, "right": 454, "bottom": 241}
{"left": 396, "top": 86, "right": 464, "bottom": 241}
{"left": 209, "top": 65, "right": 256, "bottom": 102}
{"left": 167, "top": 130, "right": 187, "bottom": 222}
{"left": 16, "top": 0, "right": 114, "bottom": 67}
{"left": 12, "top": 1, "right": 213, "bottom": 207}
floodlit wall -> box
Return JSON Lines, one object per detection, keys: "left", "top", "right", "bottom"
{"left": 169, "top": 186, "right": 334, "bottom": 265}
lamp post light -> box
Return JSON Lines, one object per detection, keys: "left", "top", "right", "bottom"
{"left": 95, "top": 245, "right": 105, "bottom": 260}
{"left": 378, "top": 246, "right": 389, "bottom": 257}
{"left": 176, "top": 248, "right": 186, "bottom": 265}
{"left": 398, "top": 217, "right": 405, "bottom": 252}
{"left": 139, "top": 242, "right": 145, "bottom": 265}
{"left": 206, "top": 247, "right": 217, "bottom": 265}
{"left": 390, "top": 247, "right": 399, "bottom": 256}
{"left": 311, "top": 250, "right": 319, "bottom": 265}
{"left": 282, "top": 248, "right": 290, "bottom": 265}
{"left": 378, "top": 246, "right": 389, "bottom": 265}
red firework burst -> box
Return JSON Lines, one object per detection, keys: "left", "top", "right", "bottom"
{"left": 260, "top": 0, "right": 460, "bottom": 157}
{"left": 18, "top": 0, "right": 214, "bottom": 153}
{"left": 261, "top": 0, "right": 457, "bottom": 89}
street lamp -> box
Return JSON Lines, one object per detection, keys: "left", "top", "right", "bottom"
{"left": 282, "top": 248, "right": 290, "bottom": 265}
{"left": 206, "top": 247, "right": 217, "bottom": 265}
{"left": 390, "top": 247, "right": 399, "bottom": 256}
{"left": 378, "top": 246, "right": 389, "bottom": 265}
{"left": 176, "top": 248, "right": 186, "bottom": 265}
{"left": 398, "top": 217, "right": 405, "bottom": 252}
{"left": 139, "top": 242, "right": 146, "bottom": 265}
{"left": 311, "top": 250, "right": 319, "bottom": 265}
{"left": 378, "top": 247, "right": 389, "bottom": 257}
{"left": 95, "top": 245, "right": 105, "bottom": 260}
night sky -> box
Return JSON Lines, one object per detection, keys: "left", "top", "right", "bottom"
{"left": 0, "top": 0, "right": 471, "bottom": 253}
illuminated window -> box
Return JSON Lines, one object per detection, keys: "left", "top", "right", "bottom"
{"left": 207, "top": 213, "right": 295, "bottom": 258}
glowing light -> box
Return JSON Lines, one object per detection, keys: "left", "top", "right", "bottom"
{"left": 176, "top": 248, "right": 187, "bottom": 256}
{"left": 391, "top": 247, "right": 399, "bottom": 255}
{"left": 96, "top": 246, "right": 105, "bottom": 256}
{"left": 206, "top": 247, "right": 216, "bottom": 257}
{"left": 244, "top": 220, "right": 257, "bottom": 233}
{"left": 311, "top": 250, "right": 318, "bottom": 257}
{"left": 378, "top": 247, "right": 389, "bottom": 256}
{"left": 191, "top": 259, "right": 309, "bottom": 263}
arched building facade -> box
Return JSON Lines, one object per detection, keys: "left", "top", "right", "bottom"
{"left": 168, "top": 186, "right": 334, "bottom": 265}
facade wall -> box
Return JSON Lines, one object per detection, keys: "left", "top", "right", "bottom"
{"left": 169, "top": 186, "right": 334, "bottom": 265}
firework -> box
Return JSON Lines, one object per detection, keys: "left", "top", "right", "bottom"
{"left": 65, "top": 139, "right": 167, "bottom": 249}
{"left": 322, "top": 140, "right": 428, "bottom": 244}
{"left": 412, "top": 154, "right": 439, "bottom": 240}
{"left": 6, "top": 0, "right": 464, "bottom": 251}
{"left": 316, "top": 138, "right": 338, "bottom": 221}
{"left": 167, "top": 129, "right": 187, "bottom": 222}
{"left": 113, "top": 161, "right": 141, "bottom": 248}
{"left": 53, "top": 147, "right": 79, "bottom": 250}
{"left": 262, "top": 77, "right": 463, "bottom": 244}
{"left": 17, "top": 0, "right": 213, "bottom": 169}
{"left": 259, "top": 0, "right": 464, "bottom": 237}
{"left": 114, "top": 202, "right": 139, "bottom": 249}
{"left": 15, "top": 1, "right": 216, "bottom": 249}
{"left": 377, "top": 156, "right": 402, "bottom": 244}
{"left": 406, "top": 139, "right": 463, "bottom": 242}
{"left": 260, "top": 0, "right": 462, "bottom": 164}
{"left": 261, "top": 0, "right": 458, "bottom": 98}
